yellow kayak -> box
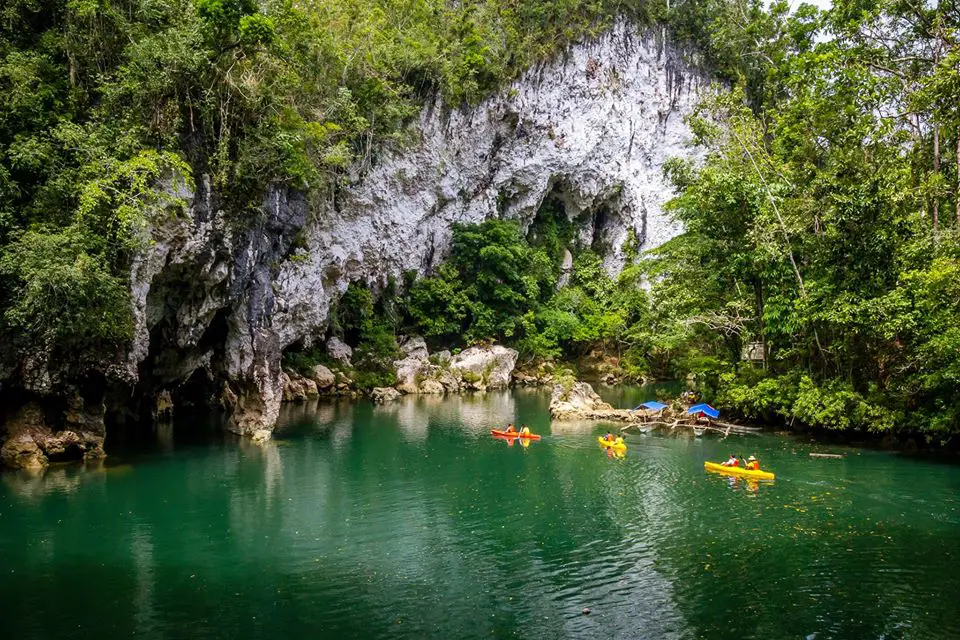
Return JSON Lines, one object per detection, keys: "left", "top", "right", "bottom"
{"left": 704, "top": 461, "right": 775, "bottom": 481}
{"left": 598, "top": 437, "right": 627, "bottom": 451}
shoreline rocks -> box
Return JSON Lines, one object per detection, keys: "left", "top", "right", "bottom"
{"left": 0, "top": 400, "right": 106, "bottom": 470}
{"left": 371, "top": 387, "right": 402, "bottom": 403}
{"left": 391, "top": 338, "right": 520, "bottom": 396}
{"left": 549, "top": 380, "right": 635, "bottom": 422}
{"left": 280, "top": 337, "right": 525, "bottom": 403}
{"left": 311, "top": 364, "right": 336, "bottom": 391}
{"left": 449, "top": 346, "right": 518, "bottom": 391}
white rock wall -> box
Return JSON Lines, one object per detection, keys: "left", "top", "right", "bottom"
{"left": 272, "top": 20, "right": 706, "bottom": 349}
{"left": 118, "top": 20, "right": 707, "bottom": 437}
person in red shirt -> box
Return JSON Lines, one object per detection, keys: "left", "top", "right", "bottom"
{"left": 746, "top": 456, "right": 760, "bottom": 470}
{"left": 721, "top": 454, "right": 739, "bottom": 467}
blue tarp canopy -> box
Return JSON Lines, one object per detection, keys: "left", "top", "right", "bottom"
{"left": 687, "top": 403, "right": 720, "bottom": 419}
{"left": 633, "top": 401, "right": 667, "bottom": 412}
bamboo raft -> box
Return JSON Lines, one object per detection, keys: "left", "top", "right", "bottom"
{"left": 549, "top": 382, "right": 761, "bottom": 438}
{"left": 619, "top": 415, "right": 762, "bottom": 437}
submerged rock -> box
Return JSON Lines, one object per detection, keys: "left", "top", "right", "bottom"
{"left": 371, "top": 387, "right": 402, "bottom": 403}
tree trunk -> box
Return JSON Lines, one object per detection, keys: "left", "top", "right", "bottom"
{"left": 755, "top": 280, "right": 767, "bottom": 371}
{"left": 956, "top": 130, "right": 960, "bottom": 229}
{"left": 933, "top": 123, "right": 940, "bottom": 237}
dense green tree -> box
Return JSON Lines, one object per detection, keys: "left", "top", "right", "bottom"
{"left": 641, "top": 0, "right": 960, "bottom": 442}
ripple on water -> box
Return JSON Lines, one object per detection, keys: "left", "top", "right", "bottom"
{"left": 2, "top": 391, "right": 960, "bottom": 640}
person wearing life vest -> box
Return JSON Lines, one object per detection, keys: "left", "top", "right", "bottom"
{"left": 613, "top": 436, "right": 625, "bottom": 446}
{"left": 746, "top": 455, "right": 760, "bottom": 470}
{"left": 721, "top": 454, "right": 739, "bottom": 467}
{"left": 519, "top": 424, "right": 531, "bottom": 436}
{"left": 603, "top": 431, "right": 614, "bottom": 443}
{"left": 505, "top": 423, "right": 517, "bottom": 434}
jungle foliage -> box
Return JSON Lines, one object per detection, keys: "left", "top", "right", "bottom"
{"left": 0, "top": 0, "right": 662, "bottom": 373}
{"left": 643, "top": 0, "right": 960, "bottom": 441}
{"left": 404, "top": 218, "right": 653, "bottom": 369}
{"left": 5, "top": 0, "right": 960, "bottom": 441}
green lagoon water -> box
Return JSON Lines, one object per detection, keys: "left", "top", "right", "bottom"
{"left": 2, "top": 388, "right": 959, "bottom": 639}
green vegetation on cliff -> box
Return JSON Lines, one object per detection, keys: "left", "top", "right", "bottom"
{"left": 0, "top": 0, "right": 667, "bottom": 373}
{"left": 404, "top": 218, "right": 652, "bottom": 368}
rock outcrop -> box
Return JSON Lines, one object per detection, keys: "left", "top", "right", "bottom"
{"left": 371, "top": 387, "right": 402, "bottom": 403}
{"left": 1, "top": 20, "right": 706, "bottom": 461}
{"left": 310, "top": 365, "right": 336, "bottom": 391}
{"left": 549, "top": 381, "right": 639, "bottom": 421}
{"left": 0, "top": 400, "right": 105, "bottom": 470}
{"left": 513, "top": 362, "right": 558, "bottom": 386}
{"left": 388, "top": 339, "right": 519, "bottom": 396}
{"left": 281, "top": 370, "right": 320, "bottom": 402}
{"left": 400, "top": 336, "right": 429, "bottom": 360}
{"left": 326, "top": 338, "right": 353, "bottom": 367}
{"left": 449, "top": 346, "right": 519, "bottom": 391}
{"left": 393, "top": 339, "right": 433, "bottom": 394}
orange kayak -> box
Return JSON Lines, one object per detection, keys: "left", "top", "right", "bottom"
{"left": 491, "top": 429, "right": 541, "bottom": 440}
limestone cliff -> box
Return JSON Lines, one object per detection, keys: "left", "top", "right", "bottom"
{"left": 0, "top": 21, "right": 706, "bottom": 464}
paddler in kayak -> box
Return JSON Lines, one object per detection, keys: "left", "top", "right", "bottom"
{"left": 746, "top": 455, "right": 760, "bottom": 470}
{"left": 504, "top": 423, "right": 518, "bottom": 435}
{"left": 720, "top": 454, "right": 739, "bottom": 467}
{"left": 603, "top": 431, "right": 614, "bottom": 443}
{"left": 519, "top": 424, "right": 531, "bottom": 436}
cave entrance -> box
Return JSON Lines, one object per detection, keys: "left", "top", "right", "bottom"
{"left": 45, "top": 443, "right": 85, "bottom": 463}
{"left": 527, "top": 184, "right": 581, "bottom": 281}
{"left": 590, "top": 203, "right": 616, "bottom": 254}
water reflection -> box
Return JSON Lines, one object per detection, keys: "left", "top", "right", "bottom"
{"left": 130, "top": 525, "right": 157, "bottom": 637}
{"left": 550, "top": 418, "right": 611, "bottom": 435}
{"left": 366, "top": 391, "right": 518, "bottom": 442}
{"left": 416, "top": 391, "right": 516, "bottom": 433}
{"left": 2, "top": 390, "right": 960, "bottom": 640}
{"left": 154, "top": 419, "right": 175, "bottom": 452}
{"left": 1, "top": 460, "right": 107, "bottom": 501}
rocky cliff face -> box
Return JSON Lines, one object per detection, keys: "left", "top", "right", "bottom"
{"left": 1, "top": 21, "right": 706, "bottom": 464}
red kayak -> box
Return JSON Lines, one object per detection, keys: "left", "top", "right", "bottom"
{"left": 491, "top": 429, "right": 541, "bottom": 440}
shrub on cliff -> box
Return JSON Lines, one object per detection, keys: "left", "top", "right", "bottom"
{"left": 0, "top": 229, "right": 132, "bottom": 358}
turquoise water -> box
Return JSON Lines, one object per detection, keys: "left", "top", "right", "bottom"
{"left": 1, "top": 389, "right": 959, "bottom": 639}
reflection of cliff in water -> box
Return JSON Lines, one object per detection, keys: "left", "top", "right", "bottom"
{"left": 370, "top": 391, "right": 518, "bottom": 441}
{"left": 0, "top": 458, "right": 133, "bottom": 501}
